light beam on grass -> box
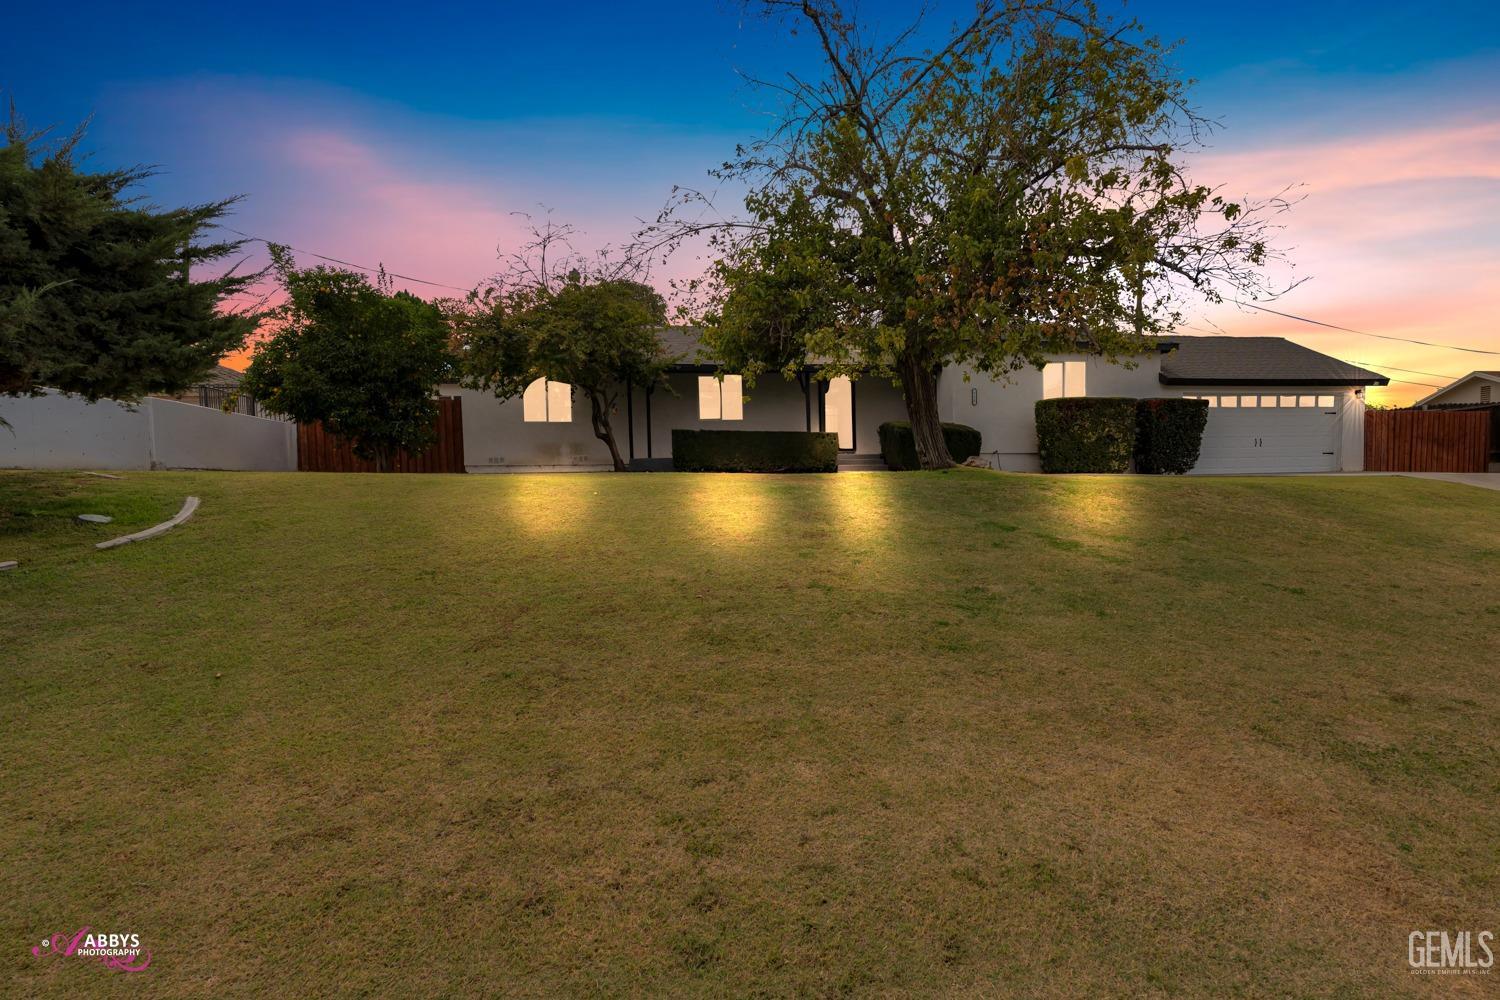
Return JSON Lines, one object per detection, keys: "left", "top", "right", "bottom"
{"left": 824, "top": 472, "right": 895, "bottom": 552}
{"left": 1051, "top": 477, "right": 1139, "bottom": 537}
{"left": 687, "top": 474, "right": 772, "bottom": 543}
{"left": 506, "top": 476, "right": 594, "bottom": 536}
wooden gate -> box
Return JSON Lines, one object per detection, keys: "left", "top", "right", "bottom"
{"left": 1364, "top": 408, "right": 1489, "bottom": 472}
{"left": 298, "top": 397, "right": 466, "bottom": 473}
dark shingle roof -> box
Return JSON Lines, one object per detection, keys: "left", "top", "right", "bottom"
{"left": 1159, "top": 336, "right": 1388, "bottom": 386}
{"left": 656, "top": 327, "right": 713, "bottom": 367}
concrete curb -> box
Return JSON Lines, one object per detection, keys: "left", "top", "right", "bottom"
{"left": 96, "top": 496, "right": 200, "bottom": 551}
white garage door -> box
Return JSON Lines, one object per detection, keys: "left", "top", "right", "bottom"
{"left": 1189, "top": 395, "right": 1341, "bottom": 474}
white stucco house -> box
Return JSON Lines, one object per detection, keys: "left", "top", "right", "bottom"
{"left": 443, "top": 330, "right": 1387, "bottom": 474}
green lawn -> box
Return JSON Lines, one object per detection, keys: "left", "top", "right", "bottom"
{"left": 3, "top": 468, "right": 1498, "bottom": 997}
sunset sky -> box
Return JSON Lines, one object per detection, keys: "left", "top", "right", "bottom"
{"left": 5, "top": 1, "right": 1498, "bottom": 403}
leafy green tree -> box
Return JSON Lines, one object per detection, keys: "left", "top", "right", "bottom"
{"left": 456, "top": 274, "right": 671, "bottom": 472}
{"left": 241, "top": 247, "right": 453, "bottom": 470}
{"left": 0, "top": 113, "right": 258, "bottom": 404}
{"left": 646, "top": 0, "right": 1291, "bottom": 468}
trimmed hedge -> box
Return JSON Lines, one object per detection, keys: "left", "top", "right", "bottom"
{"left": 1135, "top": 397, "right": 1209, "bottom": 474}
{"left": 1034, "top": 397, "right": 1136, "bottom": 473}
{"left": 672, "top": 429, "right": 838, "bottom": 472}
{"left": 877, "top": 421, "right": 983, "bottom": 470}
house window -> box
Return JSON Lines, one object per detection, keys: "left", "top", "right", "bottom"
{"left": 698, "top": 374, "right": 744, "bottom": 420}
{"left": 1220, "top": 395, "right": 1238, "bottom": 408}
{"left": 1317, "top": 395, "right": 1336, "bottom": 408}
{"left": 1042, "top": 361, "right": 1086, "bottom": 399}
{"left": 1280, "top": 395, "right": 1300, "bottom": 408}
{"left": 523, "top": 378, "right": 572, "bottom": 422}
{"left": 1240, "top": 395, "right": 1259, "bottom": 408}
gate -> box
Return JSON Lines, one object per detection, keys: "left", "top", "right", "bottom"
{"left": 1364, "top": 409, "right": 1489, "bottom": 472}
{"left": 297, "top": 397, "right": 465, "bottom": 473}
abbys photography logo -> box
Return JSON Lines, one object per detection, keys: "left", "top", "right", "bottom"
{"left": 1409, "top": 930, "right": 1493, "bottom": 976}
{"left": 32, "top": 926, "right": 151, "bottom": 973}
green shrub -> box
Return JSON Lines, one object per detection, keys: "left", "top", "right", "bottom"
{"left": 1034, "top": 397, "right": 1136, "bottom": 473}
{"left": 672, "top": 430, "right": 838, "bottom": 472}
{"left": 1135, "top": 398, "right": 1209, "bottom": 474}
{"left": 877, "top": 421, "right": 983, "bottom": 470}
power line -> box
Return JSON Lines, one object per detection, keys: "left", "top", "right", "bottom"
{"left": 1179, "top": 323, "right": 1446, "bottom": 388}
{"left": 1238, "top": 301, "right": 1500, "bottom": 358}
{"left": 221, "top": 228, "right": 474, "bottom": 293}
{"left": 1356, "top": 361, "right": 1464, "bottom": 381}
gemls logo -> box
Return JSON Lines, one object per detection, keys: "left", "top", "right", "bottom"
{"left": 1409, "top": 930, "right": 1494, "bottom": 975}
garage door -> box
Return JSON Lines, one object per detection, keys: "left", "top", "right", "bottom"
{"left": 1188, "top": 395, "right": 1341, "bottom": 474}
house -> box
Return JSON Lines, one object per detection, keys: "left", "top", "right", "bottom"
{"left": 1412, "top": 371, "right": 1500, "bottom": 409}
{"left": 441, "top": 331, "right": 1387, "bottom": 474}
{"left": 153, "top": 364, "right": 256, "bottom": 415}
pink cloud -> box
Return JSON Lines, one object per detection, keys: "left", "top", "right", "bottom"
{"left": 1186, "top": 116, "right": 1500, "bottom": 405}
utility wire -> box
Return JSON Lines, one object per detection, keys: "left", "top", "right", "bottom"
{"left": 1355, "top": 361, "right": 1465, "bottom": 381}
{"left": 219, "top": 227, "right": 1498, "bottom": 364}
{"left": 1238, "top": 301, "right": 1500, "bottom": 357}
{"left": 222, "top": 228, "right": 474, "bottom": 293}
{"left": 1177, "top": 324, "right": 1446, "bottom": 389}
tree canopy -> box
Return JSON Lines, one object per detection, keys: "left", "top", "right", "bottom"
{"left": 0, "top": 114, "right": 258, "bottom": 404}
{"left": 241, "top": 247, "right": 453, "bottom": 468}
{"left": 644, "top": 0, "right": 1292, "bottom": 468}
{"left": 456, "top": 273, "right": 671, "bottom": 472}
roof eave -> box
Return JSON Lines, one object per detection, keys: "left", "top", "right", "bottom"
{"left": 1159, "top": 375, "right": 1389, "bottom": 387}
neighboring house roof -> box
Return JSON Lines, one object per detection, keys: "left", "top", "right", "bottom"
{"left": 1159, "top": 336, "right": 1388, "bottom": 386}
{"left": 1411, "top": 370, "right": 1500, "bottom": 408}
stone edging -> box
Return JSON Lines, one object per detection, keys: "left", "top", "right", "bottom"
{"left": 96, "top": 496, "right": 200, "bottom": 551}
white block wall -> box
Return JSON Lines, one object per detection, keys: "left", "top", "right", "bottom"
{"left": 0, "top": 390, "right": 297, "bottom": 471}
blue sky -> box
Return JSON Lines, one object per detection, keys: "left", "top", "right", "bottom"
{"left": 5, "top": 1, "right": 1498, "bottom": 400}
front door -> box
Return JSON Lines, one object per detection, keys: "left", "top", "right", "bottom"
{"left": 824, "top": 376, "right": 855, "bottom": 450}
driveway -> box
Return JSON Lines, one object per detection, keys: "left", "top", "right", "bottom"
{"left": 1398, "top": 472, "right": 1500, "bottom": 492}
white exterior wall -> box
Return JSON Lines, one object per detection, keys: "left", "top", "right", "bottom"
{"left": 1420, "top": 378, "right": 1496, "bottom": 406}
{"left": 449, "top": 374, "right": 909, "bottom": 471}
{"left": 0, "top": 390, "right": 296, "bottom": 471}
{"left": 938, "top": 353, "right": 1162, "bottom": 471}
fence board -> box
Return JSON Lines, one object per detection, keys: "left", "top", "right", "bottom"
{"left": 1365, "top": 409, "right": 1489, "bottom": 472}
{"left": 297, "top": 397, "right": 466, "bottom": 473}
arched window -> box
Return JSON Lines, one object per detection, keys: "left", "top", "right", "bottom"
{"left": 523, "top": 378, "right": 572, "bottom": 422}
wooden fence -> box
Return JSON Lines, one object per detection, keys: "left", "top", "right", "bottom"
{"left": 1364, "top": 408, "right": 1490, "bottom": 473}
{"left": 297, "top": 397, "right": 466, "bottom": 473}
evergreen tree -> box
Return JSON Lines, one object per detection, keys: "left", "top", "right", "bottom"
{"left": 0, "top": 112, "right": 259, "bottom": 404}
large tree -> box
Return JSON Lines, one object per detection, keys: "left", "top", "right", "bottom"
{"left": 451, "top": 217, "right": 674, "bottom": 473}
{"left": 0, "top": 113, "right": 258, "bottom": 404}
{"left": 455, "top": 275, "right": 671, "bottom": 473}
{"left": 241, "top": 247, "right": 453, "bottom": 470}
{"left": 644, "top": 0, "right": 1291, "bottom": 468}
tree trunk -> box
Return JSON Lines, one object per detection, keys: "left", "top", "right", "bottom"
{"left": 588, "top": 390, "right": 629, "bottom": 472}
{"left": 897, "top": 350, "right": 953, "bottom": 469}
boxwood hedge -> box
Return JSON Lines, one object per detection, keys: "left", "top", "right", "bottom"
{"left": 1034, "top": 397, "right": 1136, "bottom": 473}
{"left": 877, "top": 421, "right": 983, "bottom": 470}
{"left": 671, "top": 429, "right": 839, "bottom": 473}
{"left": 1135, "top": 397, "right": 1210, "bottom": 474}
